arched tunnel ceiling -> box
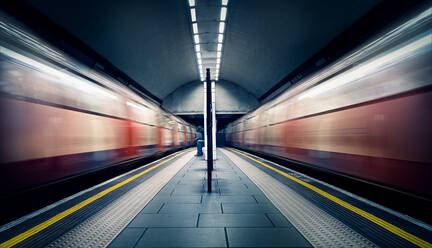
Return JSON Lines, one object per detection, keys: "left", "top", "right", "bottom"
{"left": 24, "top": 0, "right": 379, "bottom": 101}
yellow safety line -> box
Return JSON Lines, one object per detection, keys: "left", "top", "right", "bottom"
{"left": 0, "top": 149, "right": 192, "bottom": 248}
{"left": 226, "top": 148, "right": 432, "bottom": 248}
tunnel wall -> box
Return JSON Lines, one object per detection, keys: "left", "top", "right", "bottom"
{"left": 162, "top": 80, "right": 258, "bottom": 115}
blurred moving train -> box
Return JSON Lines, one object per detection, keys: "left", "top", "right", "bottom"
{"left": 0, "top": 12, "right": 196, "bottom": 194}
{"left": 225, "top": 8, "right": 432, "bottom": 197}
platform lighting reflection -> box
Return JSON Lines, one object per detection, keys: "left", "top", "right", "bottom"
{"left": 193, "top": 34, "right": 199, "bottom": 44}
{"left": 222, "top": 0, "right": 228, "bottom": 5}
{"left": 195, "top": 44, "right": 200, "bottom": 52}
{"left": 217, "top": 51, "right": 221, "bottom": 58}
{"left": 217, "top": 58, "right": 221, "bottom": 64}
{"left": 196, "top": 52, "right": 201, "bottom": 59}
{"left": 188, "top": 0, "right": 195, "bottom": 7}
{"left": 218, "top": 34, "right": 223, "bottom": 43}
{"left": 198, "top": 59, "right": 202, "bottom": 65}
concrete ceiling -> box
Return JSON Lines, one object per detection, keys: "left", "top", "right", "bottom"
{"left": 24, "top": 0, "right": 379, "bottom": 100}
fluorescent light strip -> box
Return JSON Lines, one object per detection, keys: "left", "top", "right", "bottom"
{"left": 189, "top": 0, "right": 229, "bottom": 81}
{"left": 217, "top": 43, "right": 222, "bottom": 51}
{"left": 219, "top": 22, "right": 225, "bottom": 33}
{"left": 190, "top": 8, "right": 196, "bottom": 22}
{"left": 192, "top": 23, "right": 198, "bottom": 34}
{"left": 220, "top": 7, "right": 227, "bottom": 21}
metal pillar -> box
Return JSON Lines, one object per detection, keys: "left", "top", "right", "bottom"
{"left": 206, "top": 69, "right": 213, "bottom": 192}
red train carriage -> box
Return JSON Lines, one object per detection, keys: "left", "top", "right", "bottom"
{"left": 225, "top": 8, "right": 432, "bottom": 196}
{"left": 0, "top": 13, "right": 194, "bottom": 194}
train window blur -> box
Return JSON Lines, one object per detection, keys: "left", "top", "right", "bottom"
{"left": 127, "top": 101, "right": 158, "bottom": 126}
{"left": 0, "top": 45, "right": 127, "bottom": 119}
{"left": 258, "top": 10, "right": 431, "bottom": 125}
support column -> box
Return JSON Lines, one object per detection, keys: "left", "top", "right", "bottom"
{"left": 206, "top": 69, "right": 213, "bottom": 192}
{"left": 211, "top": 81, "right": 217, "bottom": 160}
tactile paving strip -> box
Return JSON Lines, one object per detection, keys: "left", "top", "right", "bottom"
{"left": 221, "top": 149, "right": 378, "bottom": 248}
{"left": 45, "top": 151, "right": 195, "bottom": 248}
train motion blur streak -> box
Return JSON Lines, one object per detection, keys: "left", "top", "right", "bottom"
{"left": 224, "top": 8, "right": 432, "bottom": 196}
{"left": 0, "top": 12, "right": 196, "bottom": 194}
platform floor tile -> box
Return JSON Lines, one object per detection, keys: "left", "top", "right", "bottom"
{"left": 108, "top": 227, "right": 146, "bottom": 248}
{"left": 267, "top": 213, "right": 296, "bottom": 227}
{"left": 227, "top": 228, "right": 312, "bottom": 248}
{"left": 160, "top": 203, "right": 222, "bottom": 213}
{"left": 149, "top": 195, "right": 202, "bottom": 204}
{"left": 201, "top": 195, "right": 257, "bottom": 203}
{"left": 129, "top": 214, "right": 198, "bottom": 227}
{"left": 135, "top": 228, "right": 227, "bottom": 247}
{"left": 198, "top": 213, "right": 273, "bottom": 227}
{"left": 140, "top": 201, "right": 164, "bottom": 214}
{"left": 109, "top": 151, "right": 309, "bottom": 247}
{"left": 222, "top": 203, "right": 279, "bottom": 214}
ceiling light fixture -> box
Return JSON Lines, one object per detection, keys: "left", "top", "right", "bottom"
{"left": 217, "top": 43, "right": 222, "bottom": 51}
{"left": 192, "top": 23, "right": 198, "bottom": 34}
{"left": 218, "top": 22, "right": 225, "bottom": 33}
{"left": 188, "top": 0, "right": 229, "bottom": 82}
{"left": 220, "top": 7, "right": 227, "bottom": 21}
{"left": 190, "top": 8, "right": 196, "bottom": 22}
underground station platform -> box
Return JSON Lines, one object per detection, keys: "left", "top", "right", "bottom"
{"left": 0, "top": 148, "right": 431, "bottom": 248}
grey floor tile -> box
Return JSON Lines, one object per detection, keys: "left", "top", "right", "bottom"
{"left": 136, "top": 228, "right": 226, "bottom": 247}
{"left": 178, "top": 179, "right": 215, "bottom": 185}
{"left": 140, "top": 202, "right": 164, "bottom": 214}
{"left": 156, "top": 187, "right": 174, "bottom": 195}
{"left": 129, "top": 214, "right": 198, "bottom": 227}
{"left": 108, "top": 227, "right": 145, "bottom": 248}
{"left": 252, "top": 194, "right": 270, "bottom": 203}
{"left": 202, "top": 195, "right": 257, "bottom": 203}
{"left": 160, "top": 203, "right": 222, "bottom": 213}
{"left": 172, "top": 186, "right": 206, "bottom": 195}
{"left": 222, "top": 203, "right": 279, "bottom": 214}
{"left": 227, "top": 228, "right": 312, "bottom": 247}
{"left": 150, "top": 195, "right": 202, "bottom": 203}
{"left": 198, "top": 214, "right": 273, "bottom": 227}
{"left": 267, "top": 213, "right": 295, "bottom": 227}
